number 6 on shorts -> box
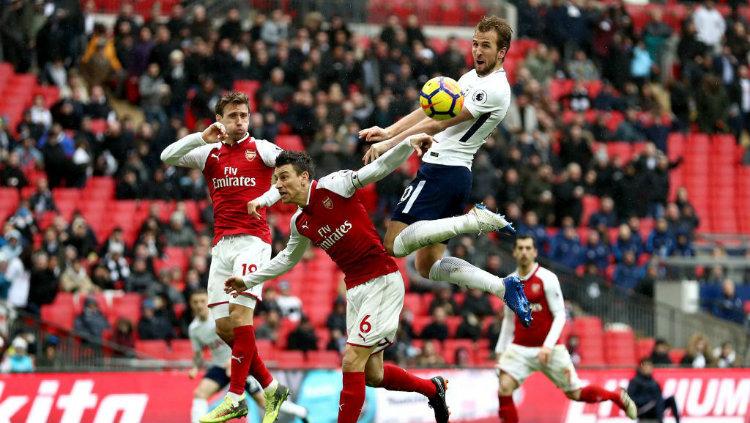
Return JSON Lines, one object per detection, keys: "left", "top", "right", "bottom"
{"left": 359, "top": 315, "right": 372, "bottom": 333}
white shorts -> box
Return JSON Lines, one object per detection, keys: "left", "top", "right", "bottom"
{"left": 345, "top": 271, "right": 404, "bottom": 354}
{"left": 208, "top": 235, "right": 271, "bottom": 320}
{"left": 498, "top": 343, "right": 583, "bottom": 393}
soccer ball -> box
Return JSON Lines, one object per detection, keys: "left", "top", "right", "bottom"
{"left": 419, "top": 76, "right": 464, "bottom": 120}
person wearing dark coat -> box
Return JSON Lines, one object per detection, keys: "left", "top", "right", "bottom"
{"left": 627, "top": 358, "right": 680, "bottom": 423}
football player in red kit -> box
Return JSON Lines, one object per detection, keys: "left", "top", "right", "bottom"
{"left": 161, "top": 92, "right": 288, "bottom": 423}
{"left": 494, "top": 235, "right": 638, "bottom": 422}
{"left": 225, "top": 134, "right": 451, "bottom": 423}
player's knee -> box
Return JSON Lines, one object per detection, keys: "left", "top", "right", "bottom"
{"left": 415, "top": 259, "right": 433, "bottom": 279}
{"left": 498, "top": 375, "right": 517, "bottom": 396}
{"left": 194, "top": 387, "right": 209, "bottom": 399}
{"left": 365, "top": 367, "right": 383, "bottom": 387}
{"left": 215, "top": 325, "right": 233, "bottom": 344}
{"left": 341, "top": 347, "right": 368, "bottom": 372}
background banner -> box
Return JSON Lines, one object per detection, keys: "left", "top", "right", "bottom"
{"left": 1, "top": 368, "right": 748, "bottom": 422}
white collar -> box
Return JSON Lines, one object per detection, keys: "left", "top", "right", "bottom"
{"left": 221, "top": 132, "right": 250, "bottom": 146}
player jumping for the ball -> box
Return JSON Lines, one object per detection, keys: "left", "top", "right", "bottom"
{"left": 360, "top": 16, "right": 531, "bottom": 326}
{"left": 226, "top": 134, "right": 451, "bottom": 423}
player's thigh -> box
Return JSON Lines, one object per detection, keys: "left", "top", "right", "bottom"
{"left": 345, "top": 271, "right": 404, "bottom": 352}
{"left": 228, "top": 236, "right": 272, "bottom": 313}
{"left": 498, "top": 371, "right": 520, "bottom": 396}
{"left": 497, "top": 344, "right": 538, "bottom": 390}
{"left": 392, "top": 163, "right": 473, "bottom": 225}
{"left": 197, "top": 366, "right": 229, "bottom": 398}
{"left": 207, "top": 245, "right": 234, "bottom": 321}
{"left": 342, "top": 343, "right": 376, "bottom": 372}
{"left": 540, "top": 345, "right": 584, "bottom": 393}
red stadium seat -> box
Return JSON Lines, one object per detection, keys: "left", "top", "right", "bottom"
{"left": 636, "top": 338, "right": 655, "bottom": 360}
{"left": 275, "top": 350, "right": 306, "bottom": 368}
{"left": 306, "top": 351, "right": 340, "bottom": 368}
{"left": 135, "top": 340, "right": 170, "bottom": 359}
{"left": 276, "top": 135, "right": 304, "bottom": 151}
{"left": 604, "top": 328, "right": 637, "bottom": 367}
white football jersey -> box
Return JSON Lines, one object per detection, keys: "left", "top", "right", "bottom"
{"left": 424, "top": 68, "right": 511, "bottom": 169}
{"left": 189, "top": 316, "right": 230, "bottom": 367}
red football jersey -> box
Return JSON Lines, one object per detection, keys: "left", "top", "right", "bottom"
{"left": 512, "top": 264, "right": 562, "bottom": 347}
{"left": 162, "top": 133, "right": 282, "bottom": 245}
{"left": 294, "top": 179, "right": 399, "bottom": 289}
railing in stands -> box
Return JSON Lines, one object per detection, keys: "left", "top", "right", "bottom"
{"left": 9, "top": 305, "right": 180, "bottom": 371}
{"left": 493, "top": 245, "right": 750, "bottom": 367}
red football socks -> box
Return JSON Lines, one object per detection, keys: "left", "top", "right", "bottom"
{"left": 499, "top": 395, "right": 519, "bottom": 423}
{"left": 579, "top": 385, "right": 624, "bottom": 408}
{"left": 338, "top": 372, "right": 366, "bottom": 423}
{"left": 380, "top": 364, "right": 437, "bottom": 397}
{"left": 228, "top": 325, "right": 255, "bottom": 395}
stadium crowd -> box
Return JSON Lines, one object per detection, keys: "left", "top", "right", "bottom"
{"left": 0, "top": 0, "right": 748, "bottom": 369}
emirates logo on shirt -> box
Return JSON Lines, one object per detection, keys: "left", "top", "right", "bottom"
{"left": 245, "top": 150, "right": 256, "bottom": 161}
{"left": 323, "top": 197, "right": 333, "bottom": 209}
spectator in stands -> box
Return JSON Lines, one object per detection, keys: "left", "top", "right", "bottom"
{"left": 696, "top": 75, "right": 731, "bottom": 134}
{"left": 680, "top": 333, "right": 715, "bottom": 368}
{"left": 256, "top": 286, "right": 282, "bottom": 316}
{"left": 714, "top": 341, "right": 736, "bottom": 368}
{"left": 276, "top": 280, "right": 303, "bottom": 321}
{"left": 710, "top": 279, "right": 745, "bottom": 324}
{"left": 649, "top": 338, "right": 673, "bottom": 366}
{"left": 0, "top": 152, "right": 27, "bottom": 189}
{"left": 102, "top": 243, "right": 130, "bottom": 288}
{"left": 583, "top": 230, "right": 610, "bottom": 272}
{"left": 693, "top": 0, "right": 726, "bottom": 50}
{"left": 26, "top": 251, "right": 58, "bottom": 314}
{"left": 461, "top": 288, "right": 494, "bottom": 319}
{"left": 115, "top": 169, "right": 141, "bottom": 199}
{"left": 613, "top": 224, "right": 643, "bottom": 263}
{"left": 550, "top": 219, "right": 583, "bottom": 269}
{"left": 60, "top": 258, "right": 96, "bottom": 294}
{"left": 0, "top": 337, "right": 34, "bottom": 373}
{"left": 420, "top": 306, "right": 449, "bottom": 342}
{"left": 255, "top": 309, "right": 281, "bottom": 343}
{"left": 627, "top": 358, "right": 681, "bottom": 423}
{"left": 36, "top": 335, "right": 62, "bottom": 369}
{"left": 0, "top": 229, "right": 23, "bottom": 260}
{"left": 287, "top": 315, "right": 318, "bottom": 352}
{"left": 74, "top": 296, "right": 111, "bottom": 347}
{"left": 28, "top": 178, "right": 56, "bottom": 216}
{"left": 164, "top": 211, "right": 195, "bottom": 247}
{"left": 111, "top": 317, "right": 136, "bottom": 356}
{"left": 455, "top": 313, "right": 482, "bottom": 341}
{"left": 567, "top": 50, "right": 599, "bottom": 81}
{"left": 672, "top": 232, "right": 695, "bottom": 257}
{"left": 325, "top": 297, "right": 347, "bottom": 334}
{"left": 589, "top": 197, "right": 618, "bottom": 229}
{"left": 415, "top": 340, "right": 445, "bottom": 367}
{"left": 647, "top": 218, "right": 675, "bottom": 257}
{"left": 614, "top": 251, "right": 643, "bottom": 294}
{"left": 635, "top": 263, "right": 660, "bottom": 299}
{"left": 554, "top": 165, "right": 585, "bottom": 225}
{"left": 428, "top": 287, "right": 459, "bottom": 316}
{"left": 137, "top": 297, "right": 173, "bottom": 340}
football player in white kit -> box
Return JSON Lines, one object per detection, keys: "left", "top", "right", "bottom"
{"left": 360, "top": 15, "right": 531, "bottom": 326}
{"left": 188, "top": 290, "right": 309, "bottom": 423}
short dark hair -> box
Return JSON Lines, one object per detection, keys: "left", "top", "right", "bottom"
{"left": 475, "top": 15, "right": 513, "bottom": 55}
{"left": 214, "top": 91, "right": 249, "bottom": 116}
{"left": 275, "top": 150, "right": 315, "bottom": 178}
{"left": 189, "top": 288, "right": 208, "bottom": 298}
{"left": 513, "top": 235, "right": 537, "bottom": 249}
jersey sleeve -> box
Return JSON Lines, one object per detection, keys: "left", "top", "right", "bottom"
{"left": 317, "top": 170, "right": 359, "bottom": 198}
{"left": 243, "top": 211, "right": 311, "bottom": 287}
{"left": 495, "top": 304, "right": 516, "bottom": 355}
{"left": 160, "top": 133, "right": 213, "bottom": 170}
{"left": 541, "top": 271, "right": 566, "bottom": 348}
{"left": 255, "top": 138, "right": 284, "bottom": 167}
{"left": 463, "top": 77, "right": 511, "bottom": 119}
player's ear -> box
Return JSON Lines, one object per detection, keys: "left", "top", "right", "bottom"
{"left": 215, "top": 114, "right": 223, "bottom": 122}
{"left": 497, "top": 47, "right": 507, "bottom": 63}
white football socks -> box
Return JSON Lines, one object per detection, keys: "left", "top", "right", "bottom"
{"left": 393, "top": 214, "right": 480, "bottom": 257}
{"left": 226, "top": 391, "right": 244, "bottom": 405}
{"left": 429, "top": 257, "right": 505, "bottom": 297}
{"left": 191, "top": 398, "right": 208, "bottom": 423}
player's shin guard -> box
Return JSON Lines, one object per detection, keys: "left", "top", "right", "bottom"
{"left": 228, "top": 325, "right": 255, "bottom": 395}
{"left": 429, "top": 257, "right": 505, "bottom": 296}
{"left": 579, "top": 385, "right": 624, "bottom": 408}
{"left": 379, "top": 364, "right": 437, "bottom": 397}
{"left": 338, "top": 372, "right": 366, "bottom": 423}
{"left": 392, "top": 215, "right": 475, "bottom": 257}
{"left": 499, "top": 395, "right": 519, "bottom": 423}
{"left": 191, "top": 398, "right": 208, "bottom": 423}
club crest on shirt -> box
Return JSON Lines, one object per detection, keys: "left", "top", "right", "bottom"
{"left": 245, "top": 150, "right": 256, "bottom": 161}
{"left": 531, "top": 282, "right": 542, "bottom": 294}
{"left": 323, "top": 197, "right": 333, "bottom": 209}
{"left": 300, "top": 220, "right": 309, "bottom": 230}
{"left": 473, "top": 89, "right": 487, "bottom": 104}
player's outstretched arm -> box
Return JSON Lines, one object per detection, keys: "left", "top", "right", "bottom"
{"left": 359, "top": 108, "right": 426, "bottom": 143}
{"left": 247, "top": 187, "right": 282, "bottom": 219}
{"left": 494, "top": 304, "right": 516, "bottom": 357}
{"left": 224, "top": 217, "right": 310, "bottom": 296}
{"left": 160, "top": 122, "right": 227, "bottom": 168}
{"left": 364, "top": 107, "right": 474, "bottom": 164}
{"left": 541, "top": 274, "right": 566, "bottom": 349}
{"left": 356, "top": 134, "right": 433, "bottom": 186}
